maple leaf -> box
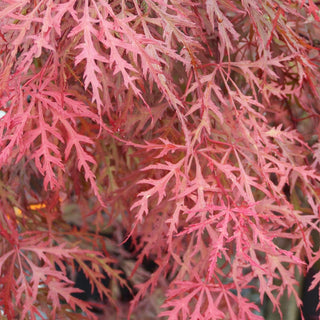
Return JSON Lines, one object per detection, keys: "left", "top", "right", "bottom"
{"left": 68, "top": 0, "right": 108, "bottom": 111}
{"left": 130, "top": 159, "right": 185, "bottom": 223}
{"left": 206, "top": 0, "right": 240, "bottom": 60}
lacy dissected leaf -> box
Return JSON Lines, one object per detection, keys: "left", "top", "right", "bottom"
{"left": 0, "top": 68, "right": 106, "bottom": 202}
{"left": 0, "top": 232, "right": 123, "bottom": 320}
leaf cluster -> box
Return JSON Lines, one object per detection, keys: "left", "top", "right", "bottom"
{"left": 0, "top": 0, "right": 320, "bottom": 319}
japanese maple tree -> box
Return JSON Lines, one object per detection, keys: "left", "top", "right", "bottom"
{"left": 0, "top": 0, "right": 320, "bottom": 319}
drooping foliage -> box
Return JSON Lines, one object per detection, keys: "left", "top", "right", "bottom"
{"left": 0, "top": 0, "right": 320, "bottom": 319}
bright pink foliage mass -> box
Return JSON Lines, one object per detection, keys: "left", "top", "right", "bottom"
{"left": 0, "top": 0, "right": 320, "bottom": 319}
